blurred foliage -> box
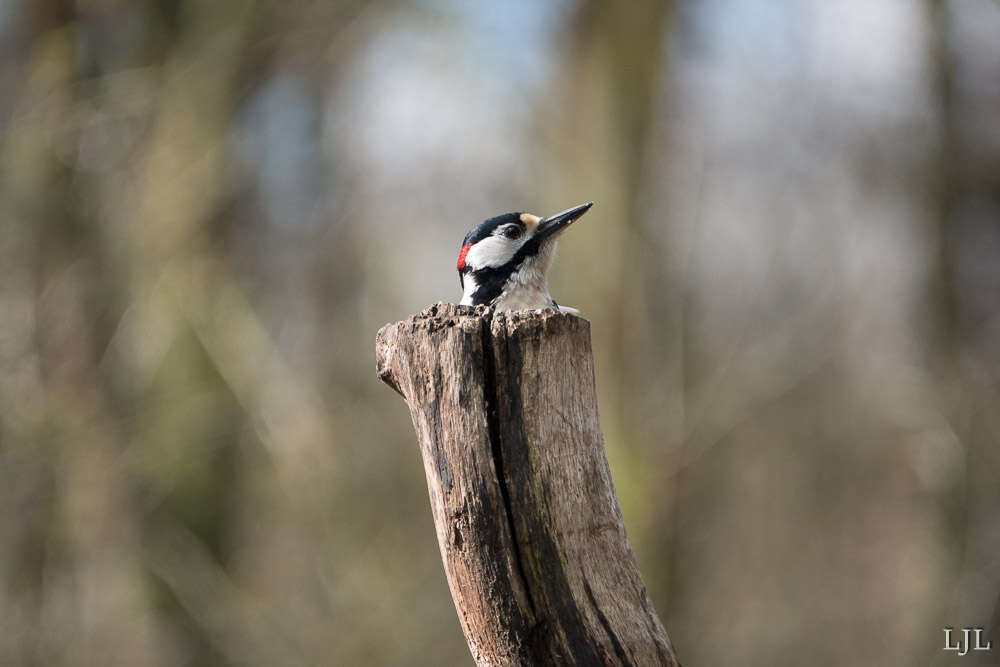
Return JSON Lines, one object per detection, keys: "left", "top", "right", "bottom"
{"left": 0, "top": 0, "right": 998, "bottom": 665}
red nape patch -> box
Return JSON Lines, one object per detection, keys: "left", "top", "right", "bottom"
{"left": 456, "top": 243, "right": 472, "bottom": 270}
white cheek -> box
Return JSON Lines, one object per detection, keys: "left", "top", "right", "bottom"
{"left": 465, "top": 236, "right": 517, "bottom": 269}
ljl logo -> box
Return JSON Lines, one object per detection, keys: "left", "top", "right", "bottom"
{"left": 943, "top": 628, "right": 992, "bottom": 656}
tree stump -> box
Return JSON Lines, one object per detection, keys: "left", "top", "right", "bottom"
{"left": 376, "top": 303, "right": 679, "bottom": 666}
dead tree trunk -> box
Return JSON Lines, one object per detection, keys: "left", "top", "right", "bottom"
{"left": 376, "top": 303, "right": 679, "bottom": 666}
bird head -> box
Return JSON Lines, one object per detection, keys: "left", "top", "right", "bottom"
{"left": 457, "top": 202, "right": 593, "bottom": 307}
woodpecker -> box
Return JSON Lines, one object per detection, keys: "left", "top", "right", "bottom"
{"left": 456, "top": 202, "right": 593, "bottom": 312}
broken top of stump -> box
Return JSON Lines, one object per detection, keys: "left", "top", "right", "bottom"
{"left": 376, "top": 303, "right": 679, "bottom": 667}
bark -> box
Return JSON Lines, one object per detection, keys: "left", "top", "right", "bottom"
{"left": 376, "top": 303, "right": 679, "bottom": 666}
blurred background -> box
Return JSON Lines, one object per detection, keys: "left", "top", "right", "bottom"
{"left": 1, "top": 0, "right": 998, "bottom": 665}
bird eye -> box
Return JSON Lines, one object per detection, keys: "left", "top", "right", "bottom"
{"left": 502, "top": 226, "right": 523, "bottom": 240}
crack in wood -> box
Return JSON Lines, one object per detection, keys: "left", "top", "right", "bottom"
{"left": 585, "top": 578, "right": 635, "bottom": 667}
{"left": 480, "top": 310, "right": 538, "bottom": 619}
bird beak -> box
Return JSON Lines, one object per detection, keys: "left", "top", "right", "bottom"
{"left": 534, "top": 202, "right": 593, "bottom": 243}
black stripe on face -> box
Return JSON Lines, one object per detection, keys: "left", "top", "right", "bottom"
{"left": 466, "top": 232, "right": 550, "bottom": 305}
{"left": 467, "top": 265, "right": 512, "bottom": 305}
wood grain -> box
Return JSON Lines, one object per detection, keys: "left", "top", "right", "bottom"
{"left": 376, "top": 303, "right": 679, "bottom": 666}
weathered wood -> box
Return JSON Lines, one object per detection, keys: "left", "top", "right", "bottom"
{"left": 376, "top": 303, "right": 679, "bottom": 666}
